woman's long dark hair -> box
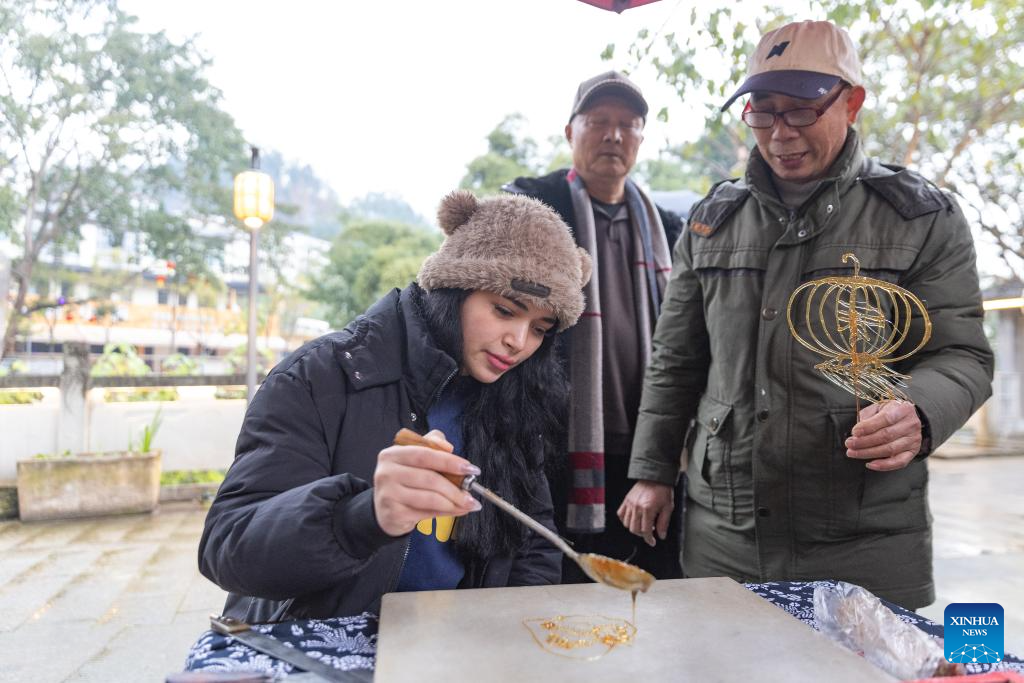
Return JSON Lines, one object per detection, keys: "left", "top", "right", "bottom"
{"left": 415, "top": 285, "right": 568, "bottom": 561}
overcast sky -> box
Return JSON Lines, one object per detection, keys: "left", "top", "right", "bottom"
{"left": 119, "top": 0, "right": 729, "bottom": 223}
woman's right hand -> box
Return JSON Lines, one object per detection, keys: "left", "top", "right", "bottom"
{"left": 372, "top": 430, "right": 482, "bottom": 536}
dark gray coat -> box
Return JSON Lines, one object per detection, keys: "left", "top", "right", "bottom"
{"left": 199, "top": 286, "right": 561, "bottom": 623}
{"left": 629, "top": 131, "right": 993, "bottom": 608}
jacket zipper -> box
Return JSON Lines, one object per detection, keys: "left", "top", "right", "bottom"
{"left": 389, "top": 366, "right": 458, "bottom": 592}
{"left": 389, "top": 536, "right": 413, "bottom": 593}
{"left": 427, "top": 367, "right": 459, "bottom": 418}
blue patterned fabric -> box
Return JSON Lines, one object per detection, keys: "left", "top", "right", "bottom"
{"left": 185, "top": 613, "right": 377, "bottom": 676}
{"left": 184, "top": 581, "right": 1024, "bottom": 678}
{"left": 745, "top": 581, "right": 1023, "bottom": 676}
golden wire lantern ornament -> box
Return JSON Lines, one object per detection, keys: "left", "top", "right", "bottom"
{"left": 786, "top": 253, "right": 932, "bottom": 414}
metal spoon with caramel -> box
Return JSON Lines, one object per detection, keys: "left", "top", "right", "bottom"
{"left": 394, "top": 429, "right": 655, "bottom": 594}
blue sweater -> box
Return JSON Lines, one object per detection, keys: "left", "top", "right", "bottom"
{"left": 395, "top": 378, "right": 477, "bottom": 592}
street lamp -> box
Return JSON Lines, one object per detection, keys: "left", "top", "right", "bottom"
{"left": 233, "top": 146, "right": 274, "bottom": 403}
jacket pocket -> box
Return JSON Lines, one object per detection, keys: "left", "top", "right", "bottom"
{"left": 859, "top": 463, "right": 929, "bottom": 533}
{"left": 827, "top": 409, "right": 863, "bottom": 537}
{"left": 828, "top": 408, "right": 930, "bottom": 538}
{"left": 801, "top": 244, "right": 917, "bottom": 284}
{"left": 692, "top": 246, "right": 768, "bottom": 276}
{"left": 690, "top": 396, "right": 737, "bottom": 523}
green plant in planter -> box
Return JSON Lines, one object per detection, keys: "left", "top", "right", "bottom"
{"left": 0, "top": 390, "right": 43, "bottom": 404}
{"left": 160, "top": 469, "right": 226, "bottom": 486}
{"left": 91, "top": 342, "right": 150, "bottom": 377}
{"left": 104, "top": 387, "right": 179, "bottom": 402}
{"left": 0, "top": 360, "right": 27, "bottom": 377}
{"left": 214, "top": 386, "right": 247, "bottom": 400}
{"left": 0, "top": 362, "right": 38, "bottom": 403}
{"left": 161, "top": 353, "right": 198, "bottom": 376}
{"left": 128, "top": 406, "right": 163, "bottom": 454}
{"left": 32, "top": 450, "right": 72, "bottom": 460}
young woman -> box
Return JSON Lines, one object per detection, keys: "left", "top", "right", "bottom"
{"left": 198, "top": 190, "right": 592, "bottom": 623}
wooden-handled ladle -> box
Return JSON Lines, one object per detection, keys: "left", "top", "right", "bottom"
{"left": 394, "top": 428, "right": 655, "bottom": 594}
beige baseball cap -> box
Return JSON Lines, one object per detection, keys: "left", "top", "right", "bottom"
{"left": 721, "top": 20, "right": 862, "bottom": 111}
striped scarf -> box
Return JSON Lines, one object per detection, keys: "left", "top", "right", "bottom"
{"left": 565, "top": 170, "right": 672, "bottom": 533}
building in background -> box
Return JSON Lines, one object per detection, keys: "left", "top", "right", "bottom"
{"left": 1, "top": 222, "right": 330, "bottom": 373}
{"left": 981, "top": 282, "right": 1024, "bottom": 440}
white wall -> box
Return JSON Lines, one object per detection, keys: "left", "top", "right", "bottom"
{"left": 0, "top": 389, "right": 60, "bottom": 478}
{"left": 0, "top": 387, "right": 243, "bottom": 480}
{"left": 131, "top": 287, "right": 159, "bottom": 306}
{"left": 987, "top": 312, "right": 1024, "bottom": 437}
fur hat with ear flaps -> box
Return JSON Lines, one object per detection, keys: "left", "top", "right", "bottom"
{"left": 418, "top": 190, "right": 592, "bottom": 331}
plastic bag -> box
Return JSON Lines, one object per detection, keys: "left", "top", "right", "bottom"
{"left": 813, "top": 581, "right": 963, "bottom": 679}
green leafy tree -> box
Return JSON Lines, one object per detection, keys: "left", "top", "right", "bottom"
{"left": 543, "top": 135, "right": 573, "bottom": 174}
{"left": 613, "top": 0, "right": 1024, "bottom": 279}
{"left": 225, "top": 344, "right": 275, "bottom": 375}
{"left": 309, "top": 220, "right": 442, "bottom": 327}
{"left": 460, "top": 114, "right": 542, "bottom": 196}
{"left": 462, "top": 114, "right": 665, "bottom": 194}
{"left": 0, "top": 0, "right": 247, "bottom": 358}
{"left": 345, "top": 192, "right": 429, "bottom": 228}
{"left": 636, "top": 155, "right": 709, "bottom": 193}
{"left": 260, "top": 151, "right": 346, "bottom": 240}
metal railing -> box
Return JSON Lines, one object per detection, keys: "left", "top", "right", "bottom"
{"left": 0, "top": 373, "right": 263, "bottom": 389}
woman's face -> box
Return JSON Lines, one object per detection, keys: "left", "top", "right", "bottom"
{"left": 459, "top": 291, "right": 557, "bottom": 383}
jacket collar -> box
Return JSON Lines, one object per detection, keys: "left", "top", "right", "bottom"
{"left": 337, "top": 285, "right": 458, "bottom": 413}
{"left": 745, "top": 127, "right": 865, "bottom": 210}
{"left": 742, "top": 128, "right": 866, "bottom": 244}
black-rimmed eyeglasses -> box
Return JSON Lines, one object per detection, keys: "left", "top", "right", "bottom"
{"left": 741, "top": 86, "right": 850, "bottom": 129}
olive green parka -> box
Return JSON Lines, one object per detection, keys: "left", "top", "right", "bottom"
{"left": 628, "top": 130, "right": 993, "bottom": 608}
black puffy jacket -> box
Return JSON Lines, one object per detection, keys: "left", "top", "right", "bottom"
{"left": 198, "top": 286, "right": 561, "bottom": 623}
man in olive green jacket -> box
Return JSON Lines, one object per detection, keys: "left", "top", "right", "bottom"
{"left": 618, "top": 20, "right": 993, "bottom": 609}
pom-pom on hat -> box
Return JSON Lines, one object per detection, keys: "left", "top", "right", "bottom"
{"left": 418, "top": 190, "right": 592, "bottom": 331}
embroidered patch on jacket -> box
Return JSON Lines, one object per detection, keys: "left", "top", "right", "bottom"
{"left": 690, "top": 221, "right": 716, "bottom": 237}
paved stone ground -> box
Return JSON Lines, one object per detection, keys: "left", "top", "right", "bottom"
{"left": 1, "top": 453, "right": 1022, "bottom": 682}
{"left": 920, "top": 453, "right": 1024, "bottom": 653}
{"left": 0, "top": 501, "right": 225, "bottom": 682}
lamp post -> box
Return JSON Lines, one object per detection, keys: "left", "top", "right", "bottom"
{"left": 233, "top": 146, "right": 274, "bottom": 403}
{"left": 0, "top": 253, "right": 9, "bottom": 349}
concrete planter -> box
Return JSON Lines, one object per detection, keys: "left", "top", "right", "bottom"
{"left": 0, "top": 481, "right": 17, "bottom": 520}
{"left": 16, "top": 450, "right": 161, "bottom": 522}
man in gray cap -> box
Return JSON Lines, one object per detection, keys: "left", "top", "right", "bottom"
{"left": 504, "top": 70, "right": 684, "bottom": 582}
{"left": 619, "top": 20, "right": 992, "bottom": 608}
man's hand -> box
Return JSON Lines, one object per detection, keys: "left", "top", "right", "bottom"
{"left": 617, "top": 480, "right": 674, "bottom": 547}
{"left": 373, "top": 430, "right": 482, "bottom": 536}
{"left": 845, "top": 400, "right": 922, "bottom": 472}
